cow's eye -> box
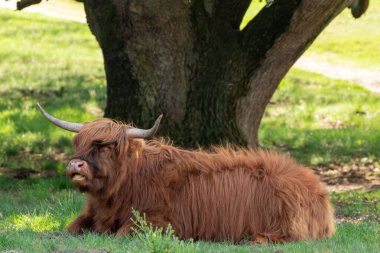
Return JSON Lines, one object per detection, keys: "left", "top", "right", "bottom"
{"left": 92, "top": 140, "right": 117, "bottom": 148}
{"left": 100, "top": 146, "right": 111, "bottom": 153}
{"left": 92, "top": 140, "right": 104, "bottom": 146}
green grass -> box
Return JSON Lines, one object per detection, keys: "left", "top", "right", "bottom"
{"left": 242, "top": 0, "right": 380, "bottom": 71}
{"left": 1, "top": 224, "right": 379, "bottom": 252}
{"left": 0, "top": 176, "right": 379, "bottom": 252}
{"left": 331, "top": 190, "right": 380, "bottom": 219}
{"left": 259, "top": 69, "right": 380, "bottom": 165}
{"left": 0, "top": 8, "right": 104, "bottom": 169}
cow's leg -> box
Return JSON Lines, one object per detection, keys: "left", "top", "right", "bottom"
{"left": 146, "top": 215, "right": 172, "bottom": 232}
{"left": 116, "top": 214, "right": 169, "bottom": 235}
{"left": 117, "top": 212, "right": 175, "bottom": 236}
{"left": 250, "top": 233, "right": 293, "bottom": 244}
{"left": 66, "top": 214, "right": 94, "bottom": 234}
{"left": 116, "top": 222, "right": 133, "bottom": 236}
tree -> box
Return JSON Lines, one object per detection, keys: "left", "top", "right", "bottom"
{"left": 17, "top": 0, "right": 369, "bottom": 147}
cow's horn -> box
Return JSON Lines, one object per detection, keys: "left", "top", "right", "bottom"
{"left": 125, "top": 114, "right": 163, "bottom": 139}
{"left": 37, "top": 103, "right": 83, "bottom": 132}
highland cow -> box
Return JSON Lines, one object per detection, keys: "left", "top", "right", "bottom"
{"left": 37, "top": 103, "right": 335, "bottom": 243}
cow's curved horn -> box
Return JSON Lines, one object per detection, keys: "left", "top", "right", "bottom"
{"left": 37, "top": 103, "right": 83, "bottom": 132}
{"left": 125, "top": 115, "right": 163, "bottom": 139}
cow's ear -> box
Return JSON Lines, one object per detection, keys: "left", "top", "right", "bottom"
{"left": 113, "top": 133, "right": 129, "bottom": 159}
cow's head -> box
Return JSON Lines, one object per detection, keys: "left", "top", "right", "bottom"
{"left": 37, "top": 103, "right": 162, "bottom": 193}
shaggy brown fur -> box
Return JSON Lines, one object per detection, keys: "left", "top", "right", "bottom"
{"left": 66, "top": 118, "right": 335, "bottom": 243}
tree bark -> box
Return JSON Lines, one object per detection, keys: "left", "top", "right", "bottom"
{"left": 83, "top": 0, "right": 352, "bottom": 148}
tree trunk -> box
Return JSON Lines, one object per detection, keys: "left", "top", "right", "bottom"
{"left": 83, "top": 0, "right": 351, "bottom": 148}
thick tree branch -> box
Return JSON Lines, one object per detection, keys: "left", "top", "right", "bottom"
{"left": 241, "top": 0, "right": 300, "bottom": 66}
{"left": 16, "top": 0, "right": 42, "bottom": 10}
{"left": 236, "top": 0, "right": 353, "bottom": 146}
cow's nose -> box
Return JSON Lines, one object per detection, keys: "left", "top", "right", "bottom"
{"left": 67, "top": 159, "right": 85, "bottom": 174}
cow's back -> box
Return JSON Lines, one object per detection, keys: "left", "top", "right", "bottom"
{"left": 169, "top": 150, "right": 335, "bottom": 243}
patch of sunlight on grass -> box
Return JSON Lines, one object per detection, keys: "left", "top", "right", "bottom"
{"left": 9, "top": 213, "right": 60, "bottom": 232}
{"left": 310, "top": 154, "right": 328, "bottom": 165}
{"left": 0, "top": 119, "right": 15, "bottom": 135}
{"left": 58, "top": 107, "right": 97, "bottom": 122}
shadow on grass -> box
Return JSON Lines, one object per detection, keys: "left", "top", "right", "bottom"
{"left": 260, "top": 127, "right": 380, "bottom": 165}
{"left": 0, "top": 73, "right": 106, "bottom": 169}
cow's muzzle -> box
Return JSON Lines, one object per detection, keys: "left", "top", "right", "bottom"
{"left": 67, "top": 159, "right": 88, "bottom": 182}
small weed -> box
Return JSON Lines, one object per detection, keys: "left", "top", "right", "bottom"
{"left": 131, "top": 210, "right": 197, "bottom": 253}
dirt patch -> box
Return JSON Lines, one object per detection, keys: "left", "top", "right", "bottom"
{"left": 0, "top": 167, "right": 59, "bottom": 179}
{"left": 0, "top": 151, "right": 68, "bottom": 178}
{"left": 0, "top": 87, "right": 66, "bottom": 100}
{"left": 294, "top": 57, "right": 380, "bottom": 93}
{"left": 336, "top": 215, "right": 380, "bottom": 224}
{"left": 312, "top": 160, "right": 380, "bottom": 192}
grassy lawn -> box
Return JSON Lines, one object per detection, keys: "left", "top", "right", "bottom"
{"left": 242, "top": 0, "right": 380, "bottom": 72}
{"left": 0, "top": 176, "right": 379, "bottom": 252}
{"left": 260, "top": 69, "right": 380, "bottom": 165}
{"left": 0, "top": 8, "right": 104, "bottom": 170}
{"left": 0, "top": 6, "right": 380, "bottom": 253}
